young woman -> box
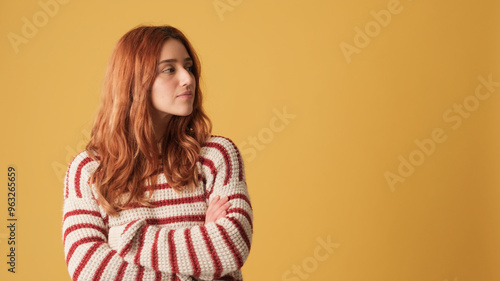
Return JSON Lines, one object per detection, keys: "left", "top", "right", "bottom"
{"left": 62, "top": 25, "right": 253, "bottom": 281}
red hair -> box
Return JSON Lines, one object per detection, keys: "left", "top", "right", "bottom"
{"left": 86, "top": 25, "right": 212, "bottom": 216}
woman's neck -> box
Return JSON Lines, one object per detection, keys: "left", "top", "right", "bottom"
{"left": 152, "top": 112, "right": 172, "bottom": 143}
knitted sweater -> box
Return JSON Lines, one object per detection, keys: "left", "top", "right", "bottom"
{"left": 62, "top": 135, "right": 253, "bottom": 281}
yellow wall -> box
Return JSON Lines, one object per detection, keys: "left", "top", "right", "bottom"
{"left": 1, "top": 0, "right": 499, "bottom": 280}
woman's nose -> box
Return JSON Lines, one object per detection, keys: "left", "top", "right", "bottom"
{"left": 179, "top": 67, "right": 194, "bottom": 87}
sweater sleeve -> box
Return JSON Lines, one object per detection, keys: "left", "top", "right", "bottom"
{"left": 115, "top": 137, "right": 253, "bottom": 280}
{"left": 62, "top": 152, "right": 193, "bottom": 281}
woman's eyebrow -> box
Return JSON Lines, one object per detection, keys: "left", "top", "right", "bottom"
{"left": 158, "top": 57, "right": 192, "bottom": 65}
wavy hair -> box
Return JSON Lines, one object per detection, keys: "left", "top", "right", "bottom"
{"left": 86, "top": 25, "right": 212, "bottom": 216}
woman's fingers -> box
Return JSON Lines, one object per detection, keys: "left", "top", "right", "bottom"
{"left": 206, "top": 195, "right": 220, "bottom": 212}
{"left": 205, "top": 196, "right": 217, "bottom": 223}
{"left": 213, "top": 195, "right": 228, "bottom": 209}
{"left": 205, "top": 196, "right": 231, "bottom": 224}
{"left": 205, "top": 196, "right": 219, "bottom": 218}
{"left": 212, "top": 201, "right": 231, "bottom": 220}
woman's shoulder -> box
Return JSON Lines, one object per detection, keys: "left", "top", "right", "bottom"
{"left": 200, "top": 135, "right": 243, "bottom": 166}
{"left": 64, "top": 150, "right": 101, "bottom": 199}
{"left": 202, "top": 135, "right": 241, "bottom": 154}
{"left": 199, "top": 135, "right": 246, "bottom": 184}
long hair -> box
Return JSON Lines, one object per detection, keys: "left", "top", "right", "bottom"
{"left": 86, "top": 25, "right": 212, "bottom": 216}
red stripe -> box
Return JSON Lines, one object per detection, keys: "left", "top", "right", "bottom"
{"left": 151, "top": 229, "right": 161, "bottom": 271}
{"left": 216, "top": 224, "right": 243, "bottom": 268}
{"left": 220, "top": 137, "right": 244, "bottom": 182}
{"left": 63, "top": 209, "right": 101, "bottom": 222}
{"left": 227, "top": 208, "right": 253, "bottom": 230}
{"left": 114, "top": 261, "right": 128, "bottom": 281}
{"left": 74, "top": 157, "right": 93, "bottom": 198}
{"left": 93, "top": 250, "right": 116, "bottom": 280}
{"left": 199, "top": 156, "right": 217, "bottom": 178}
{"left": 146, "top": 214, "right": 205, "bottom": 225}
{"left": 64, "top": 223, "right": 107, "bottom": 243}
{"left": 72, "top": 242, "right": 103, "bottom": 281}
{"left": 134, "top": 225, "right": 149, "bottom": 265}
{"left": 154, "top": 194, "right": 205, "bottom": 206}
{"left": 119, "top": 241, "right": 132, "bottom": 257}
{"left": 136, "top": 266, "right": 144, "bottom": 281}
{"left": 200, "top": 156, "right": 217, "bottom": 198}
{"left": 66, "top": 236, "right": 105, "bottom": 265}
{"left": 128, "top": 194, "right": 205, "bottom": 208}
{"left": 227, "top": 216, "right": 251, "bottom": 250}
{"left": 150, "top": 182, "right": 172, "bottom": 190}
{"left": 184, "top": 228, "right": 201, "bottom": 277}
{"left": 122, "top": 219, "right": 140, "bottom": 235}
{"left": 200, "top": 226, "right": 223, "bottom": 279}
{"left": 228, "top": 194, "right": 251, "bottom": 208}
{"left": 155, "top": 270, "right": 162, "bottom": 281}
{"left": 204, "top": 142, "right": 232, "bottom": 185}
{"left": 168, "top": 230, "right": 178, "bottom": 274}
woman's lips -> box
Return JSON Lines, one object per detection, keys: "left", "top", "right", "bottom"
{"left": 177, "top": 91, "right": 193, "bottom": 98}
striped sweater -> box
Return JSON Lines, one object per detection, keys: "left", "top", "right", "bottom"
{"left": 62, "top": 135, "right": 253, "bottom": 281}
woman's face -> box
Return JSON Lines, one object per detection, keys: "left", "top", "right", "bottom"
{"left": 150, "top": 38, "right": 196, "bottom": 124}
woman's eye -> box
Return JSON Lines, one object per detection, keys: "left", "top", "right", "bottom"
{"left": 162, "top": 67, "right": 174, "bottom": 73}
{"left": 185, "top": 65, "right": 193, "bottom": 72}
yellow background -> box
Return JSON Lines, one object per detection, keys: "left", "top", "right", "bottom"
{"left": 1, "top": 0, "right": 499, "bottom": 280}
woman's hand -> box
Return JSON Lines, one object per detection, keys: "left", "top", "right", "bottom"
{"left": 205, "top": 195, "right": 231, "bottom": 225}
